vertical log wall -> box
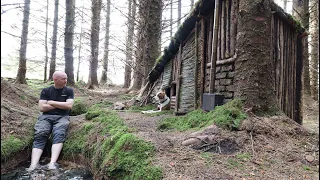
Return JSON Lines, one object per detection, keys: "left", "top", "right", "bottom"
{"left": 272, "top": 14, "right": 302, "bottom": 122}
{"left": 154, "top": 0, "right": 302, "bottom": 122}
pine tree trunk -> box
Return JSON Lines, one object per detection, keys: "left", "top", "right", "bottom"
{"left": 100, "top": 0, "right": 111, "bottom": 85}
{"left": 65, "top": 0, "right": 75, "bottom": 86}
{"left": 132, "top": 0, "right": 147, "bottom": 91}
{"left": 123, "top": 0, "right": 136, "bottom": 88}
{"left": 283, "top": 0, "right": 287, "bottom": 12}
{"left": 170, "top": 0, "right": 173, "bottom": 37}
{"left": 234, "top": 0, "right": 276, "bottom": 112}
{"left": 310, "top": 0, "right": 319, "bottom": 101}
{"left": 177, "top": 0, "right": 181, "bottom": 27}
{"left": 77, "top": 1, "right": 85, "bottom": 82}
{"left": 88, "top": 0, "right": 102, "bottom": 89}
{"left": 293, "top": 0, "right": 311, "bottom": 96}
{"left": 191, "top": 0, "right": 194, "bottom": 9}
{"left": 44, "top": 0, "right": 49, "bottom": 81}
{"left": 15, "top": 0, "right": 30, "bottom": 84}
{"left": 142, "top": 0, "right": 162, "bottom": 89}
{"left": 49, "top": 0, "right": 59, "bottom": 81}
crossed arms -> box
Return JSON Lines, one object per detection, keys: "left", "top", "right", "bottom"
{"left": 39, "top": 99, "right": 74, "bottom": 112}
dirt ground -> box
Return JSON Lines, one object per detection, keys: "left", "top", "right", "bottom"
{"left": 1, "top": 79, "right": 319, "bottom": 179}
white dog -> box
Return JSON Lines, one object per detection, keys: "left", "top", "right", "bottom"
{"left": 154, "top": 91, "right": 170, "bottom": 111}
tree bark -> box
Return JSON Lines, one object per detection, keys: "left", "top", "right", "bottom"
{"left": 77, "top": 1, "right": 85, "bottom": 82}
{"left": 48, "top": 0, "right": 59, "bottom": 81}
{"left": 88, "top": 0, "right": 102, "bottom": 89}
{"left": 44, "top": 0, "right": 49, "bottom": 81}
{"left": 100, "top": 0, "right": 111, "bottom": 85}
{"left": 170, "top": 0, "right": 173, "bottom": 37}
{"left": 293, "top": 0, "right": 311, "bottom": 96}
{"left": 234, "top": 0, "right": 276, "bottom": 112}
{"left": 310, "top": 0, "right": 319, "bottom": 101}
{"left": 65, "top": 0, "right": 75, "bottom": 86}
{"left": 15, "top": 0, "right": 30, "bottom": 84}
{"left": 142, "top": 0, "right": 162, "bottom": 88}
{"left": 178, "top": 0, "right": 181, "bottom": 27}
{"left": 123, "top": 0, "right": 136, "bottom": 88}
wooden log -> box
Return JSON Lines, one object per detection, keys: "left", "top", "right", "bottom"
{"left": 175, "top": 43, "right": 183, "bottom": 114}
{"left": 209, "top": 0, "right": 220, "bottom": 94}
{"left": 217, "top": 2, "right": 221, "bottom": 62}
{"left": 207, "top": 15, "right": 213, "bottom": 63}
{"left": 221, "top": 0, "right": 225, "bottom": 59}
{"left": 206, "top": 53, "right": 237, "bottom": 67}
{"left": 279, "top": 20, "right": 284, "bottom": 110}
{"left": 230, "top": 0, "right": 238, "bottom": 56}
{"left": 292, "top": 32, "right": 296, "bottom": 120}
{"left": 276, "top": 17, "right": 281, "bottom": 107}
{"left": 225, "top": 0, "right": 230, "bottom": 58}
{"left": 194, "top": 21, "right": 199, "bottom": 109}
{"left": 200, "top": 18, "right": 206, "bottom": 107}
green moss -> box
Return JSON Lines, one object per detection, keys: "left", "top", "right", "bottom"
{"left": 64, "top": 106, "right": 162, "bottom": 179}
{"left": 157, "top": 99, "right": 247, "bottom": 131}
{"left": 70, "top": 98, "right": 89, "bottom": 116}
{"left": 103, "top": 133, "right": 162, "bottom": 179}
{"left": 1, "top": 135, "right": 33, "bottom": 161}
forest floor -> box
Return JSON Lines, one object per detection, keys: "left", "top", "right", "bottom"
{"left": 1, "top": 78, "right": 319, "bottom": 179}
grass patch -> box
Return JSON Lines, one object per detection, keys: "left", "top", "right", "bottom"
{"left": 200, "top": 152, "right": 214, "bottom": 166}
{"left": 27, "top": 79, "right": 53, "bottom": 91}
{"left": 69, "top": 97, "right": 89, "bottom": 116}
{"left": 120, "top": 94, "right": 136, "bottom": 100}
{"left": 227, "top": 158, "right": 243, "bottom": 169}
{"left": 128, "top": 104, "right": 156, "bottom": 112}
{"left": 1, "top": 135, "right": 33, "bottom": 161}
{"left": 157, "top": 99, "right": 247, "bottom": 131}
{"left": 236, "top": 153, "right": 250, "bottom": 162}
{"left": 302, "top": 165, "right": 311, "bottom": 171}
{"left": 64, "top": 105, "right": 162, "bottom": 179}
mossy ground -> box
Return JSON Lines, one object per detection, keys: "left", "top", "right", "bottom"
{"left": 157, "top": 99, "right": 247, "bottom": 131}
{"left": 63, "top": 103, "right": 162, "bottom": 180}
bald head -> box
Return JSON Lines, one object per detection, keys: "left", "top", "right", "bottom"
{"left": 53, "top": 71, "right": 68, "bottom": 88}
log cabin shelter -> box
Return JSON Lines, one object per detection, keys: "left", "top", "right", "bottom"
{"left": 147, "top": 0, "right": 305, "bottom": 123}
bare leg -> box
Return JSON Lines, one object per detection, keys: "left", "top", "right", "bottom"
{"left": 48, "top": 143, "right": 63, "bottom": 169}
{"left": 27, "top": 148, "right": 43, "bottom": 171}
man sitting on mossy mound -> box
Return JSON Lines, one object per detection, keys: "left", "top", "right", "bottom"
{"left": 27, "top": 71, "right": 74, "bottom": 171}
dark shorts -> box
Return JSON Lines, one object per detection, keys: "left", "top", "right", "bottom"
{"left": 32, "top": 114, "right": 70, "bottom": 149}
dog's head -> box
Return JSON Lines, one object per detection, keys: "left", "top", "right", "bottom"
{"left": 156, "top": 92, "right": 166, "bottom": 100}
{"left": 153, "top": 91, "right": 166, "bottom": 103}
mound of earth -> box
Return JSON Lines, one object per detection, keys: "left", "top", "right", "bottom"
{"left": 1, "top": 78, "right": 39, "bottom": 139}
